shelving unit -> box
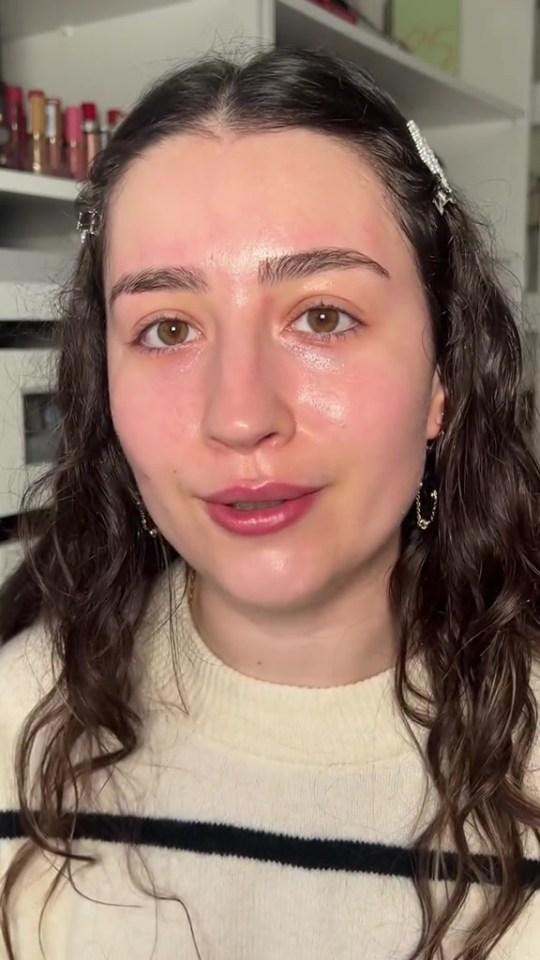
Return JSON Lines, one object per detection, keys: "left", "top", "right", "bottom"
{"left": 276, "top": 0, "right": 523, "bottom": 126}
{"left": 0, "top": 281, "right": 58, "bottom": 321}
{"left": 0, "top": 168, "right": 77, "bottom": 202}
{"left": 0, "top": 0, "right": 536, "bottom": 577}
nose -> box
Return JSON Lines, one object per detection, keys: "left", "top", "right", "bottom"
{"left": 201, "top": 334, "right": 296, "bottom": 453}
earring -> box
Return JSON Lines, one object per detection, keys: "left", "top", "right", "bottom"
{"left": 187, "top": 566, "right": 197, "bottom": 607}
{"left": 133, "top": 493, "right": 159, "bottom": 538}
{"left": 415, "top": 482, "right": 438, "bottom": 531}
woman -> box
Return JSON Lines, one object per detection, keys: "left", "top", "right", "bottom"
{"left": 0, "top": 46, "right": 538, "bottom": 960}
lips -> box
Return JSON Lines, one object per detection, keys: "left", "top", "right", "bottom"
{"left": 205, "top": 483, "right": 319, "bottom": 505}
{"left": 202, "top": 483, "right": 322, "bottom": 537}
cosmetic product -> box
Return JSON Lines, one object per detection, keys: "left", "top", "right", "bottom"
{"left": 0, "top": 83, "right": 11, "bottom": 167}
{"left": 64, "top": 106, "right": 84, "bottom": 181}
{"left": 28, "top": 89, "right": 46, "bottom": 173}
{"left": 5, "top": 86, "right": 23, "bottom": 168}
{"left": 19, "top": 103, "right": 27, "bottom": 169}
{"left": 99, "top": 108, "right": 122, "bottom": 149}
{"left": 45, "top": 98, "right": 63, "bottom": 176}
{"left": 107, "top": 108, "right": 123, "bottom": 130}
{"left": 307, "top": 0, "right": 358, "bottom": 24}
{"left": 99, "top": 118, "right": 110, "bottom": 151}
{"left": 81, "top": 101, "right": 100, "bottom": 175}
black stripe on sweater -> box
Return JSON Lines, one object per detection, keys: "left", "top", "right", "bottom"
{"left": 1, "top": 811, "right": 539, "bottom": 888}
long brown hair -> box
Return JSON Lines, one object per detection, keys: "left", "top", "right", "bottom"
{"left": 1, "top": 47, "right": 539, "bottom": 960}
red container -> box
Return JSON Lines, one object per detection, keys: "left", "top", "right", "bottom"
{"left": 307, "top": 0, "right": 358, "bottom": 25}
{"left": 4, "top": 86, "right": 23, "bottom": 169}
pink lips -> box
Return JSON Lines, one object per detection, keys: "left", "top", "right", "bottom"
{"left": 203, "top": 483, "right": 321, "bottom": 536}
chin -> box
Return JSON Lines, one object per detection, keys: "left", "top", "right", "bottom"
{"left": 218, "top": 566, "right": 332, "bottom": 612}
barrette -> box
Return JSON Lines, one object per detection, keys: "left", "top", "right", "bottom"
{"left": 77, "top": 209, "right": 99, "bottom": 243}
{"left": 407, "top": 120, "right": 454, "bottom": 215}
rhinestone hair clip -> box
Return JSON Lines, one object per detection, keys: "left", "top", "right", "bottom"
{"left": 77, "top": 209, "right": 99, "bottom": 243}
{"left": 407, "top": 120, "right": 454, "bottom": 215}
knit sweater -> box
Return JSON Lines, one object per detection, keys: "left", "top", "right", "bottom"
{"left": 0, "top": 565, "right": 539, "bottom": 960}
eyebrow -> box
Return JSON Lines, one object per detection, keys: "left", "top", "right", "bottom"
{"left": 108, "top": 247, "right": 390, "bottom": 308}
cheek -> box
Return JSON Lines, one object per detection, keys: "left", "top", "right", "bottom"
{"left": 296, "top": 352, "right": 431, "bottom": 452}
{"left": 108, "top": 354, "right": 200, "bottom": 475}
{"left": 294, "top": 348, "right": 432, "bottom": 518}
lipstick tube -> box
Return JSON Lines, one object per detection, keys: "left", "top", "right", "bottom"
{"left": 5, "top": 86, "right": 23, "bottom": 169}
{"left": 45, "top": 98, "right": 63, "bottom": 176}
{"left": 0, "top": 84, "right": 11, "bottom": 167}
{"left": 64, "top": 106, "right": 84, "bottom": 181}
{"left": 107, "top": 109, "right": 124, "bottom": 130}
{"left": 81, "top": 101, "right": 100, "bottom": 176}
{"left": 28, "top": 89, "right": 46, "bottom": 174}
{"left": 100, "top": 108, "right": 124, "bottom": 149}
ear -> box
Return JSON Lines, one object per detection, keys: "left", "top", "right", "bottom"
{"left": 426, "top": 368, "right": 445, "bottom": 440}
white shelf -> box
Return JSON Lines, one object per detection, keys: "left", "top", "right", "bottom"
{"left": 276, "top": 0, "right": 523, "bottom": 127}
{"left": 0, "top": 168, "right": 77, "bottom": 203}
{"left": 0, "top": 281, "right": 58, "bottom": 321}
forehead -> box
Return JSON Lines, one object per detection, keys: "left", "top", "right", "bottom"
{"left": 106, "top": 128, "right": 409, "bottom": 282}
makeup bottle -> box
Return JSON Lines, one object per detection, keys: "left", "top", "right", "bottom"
{"left": 101, "top": 108, "right": 124, "bottom": 149}
{"left": 19, "top": 100, "right": 27, "bottom": 169}
{"left": 5, "top": 86, "right": 23, "bottom": 169}
{"left": 28, "top": 89, "right": 46, "bottom": 174}
{"left": 45, "top": 98, "right": 63, "bottom": 176}
{"left": 99, "top": 117, "right": 110, "bottom": 151}
{"left": 64, "top": 106, "right": 84, "bottom": 181}
{"left": 81, "top": 102, "right": 100, "bottom": 175}
{"left": 0, "top": 83, "right": 11, "bottom": 167}
{"left": 107, "top": 108, "right": 124, "bottom": 131}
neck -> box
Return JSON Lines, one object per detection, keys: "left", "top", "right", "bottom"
{"left": 189, "top": 558, "right": 398, "bottom": 688}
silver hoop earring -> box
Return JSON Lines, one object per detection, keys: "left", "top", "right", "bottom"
{"left": 415, "top": 482, "right": 438, "bottom": 531}
{"left": 134, "top": 493, "right": 159, "bottom": 538}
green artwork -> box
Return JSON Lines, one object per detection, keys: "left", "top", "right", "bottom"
{"left": 391, "top": 0, "right": 461, "bottom": 75}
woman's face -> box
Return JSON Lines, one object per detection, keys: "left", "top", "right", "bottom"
{"left": 106, "top": 128, "right": 444, "bottom": 609}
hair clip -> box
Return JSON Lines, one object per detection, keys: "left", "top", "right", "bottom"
{"left": 407, "top": 120, "right": 454, "bottom": 215}
{"left": 77, "top": 209, "right": 99, "bottom": 243}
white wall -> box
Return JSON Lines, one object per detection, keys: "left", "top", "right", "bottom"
{"left": 1, "top": 0, "right": 271, "bottom": 113}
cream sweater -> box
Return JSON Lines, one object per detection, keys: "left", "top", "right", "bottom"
{"left": 0, "top": 565, "right": 539, "bottom": 959}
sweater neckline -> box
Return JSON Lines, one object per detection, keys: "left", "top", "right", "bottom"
{"left": 143, "top": 564, "right": 423, "bottom": 765}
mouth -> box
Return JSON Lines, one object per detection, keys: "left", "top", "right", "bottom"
{"left": 227, "top": 500, "right": 288, "bottom": 511}
{"left": 205, "top": 482, "right": 320, "bottom": 505}
{"left": 202, "top": 484, "right": 322, "bottom": 537}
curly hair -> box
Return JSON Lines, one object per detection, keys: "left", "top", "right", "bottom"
{"left": 1, "top": 46, "right": 539, "bottom": 960}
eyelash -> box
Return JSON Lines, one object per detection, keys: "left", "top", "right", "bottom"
{"left": 134, "top": 301, "right": 363, "bottom": 355}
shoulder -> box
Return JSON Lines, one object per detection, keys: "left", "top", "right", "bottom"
{"left": 0, "top": 622, "right": 55, "bottom": 802}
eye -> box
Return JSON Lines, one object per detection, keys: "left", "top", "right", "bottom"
{"left": 292, "top": 304, "right": 360, "bottom": 339}
{"left": 138, "top": 316, "right": 197, "bottom": 351}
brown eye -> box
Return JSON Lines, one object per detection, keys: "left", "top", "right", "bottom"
{"left": 305, "top": 306, "right": 341, "bottom": 334}
{"left": 292, "top": 304, "right": 359, "bottom": 339}
{"left": 156, "top": 319, "right": 190, "bottom": 345}
{"left": 139, "top": 316, "right": 195, "bottom": 350}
